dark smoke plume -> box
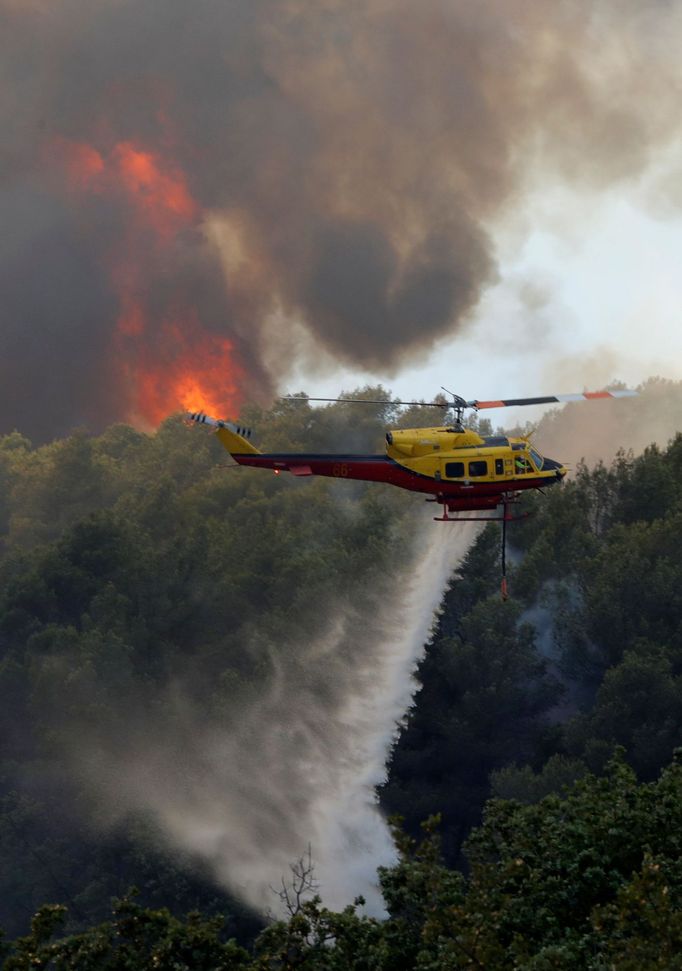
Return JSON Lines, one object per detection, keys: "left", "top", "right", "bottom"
{"left": 1, "top": 0, "right": 680, "bottom": 439}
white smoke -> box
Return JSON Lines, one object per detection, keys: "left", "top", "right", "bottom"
{"left": 74, "top": 517, "right": 475, "bottom": 915}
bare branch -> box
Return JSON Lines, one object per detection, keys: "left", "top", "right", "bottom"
{"left": 270, "top": 844, "right": 319, "bottom": 918}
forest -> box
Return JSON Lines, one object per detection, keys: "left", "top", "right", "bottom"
{"left": 1, "top": 377, "right": 682, "bottom": 968}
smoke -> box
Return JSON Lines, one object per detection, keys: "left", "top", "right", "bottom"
{"left": 2, "top": 0, "right": 681, "bottom": 439}
{"left": 64, "top": 520, "right": 474, "bottom": 915}
{"left": 533, "top": 376, "right": 682, "bottom": 469}
{"left": 514, "top": 379, "right": 682, "bottom": 723}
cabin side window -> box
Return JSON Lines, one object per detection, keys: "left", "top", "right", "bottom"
{"left": 514, "top": 455, "right": 533, "bottom": 474}
{"left": 444, "top": 461, "right": 465, "bottom": 478}
{"left": 468, "top": 460, "right": 488, "bottom": 477}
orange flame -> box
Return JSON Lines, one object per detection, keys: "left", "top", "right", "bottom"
{"left": 113, "top": 141, "right": 198, "bottom": 239}
{"left": 51, "top": 138, "right": 105, "bottom": 189}
{"left": 51, "top": 136, "right": 245, "bottom": 427}
{"left": 122, "top": 317, "right": 245, "bottom": 426}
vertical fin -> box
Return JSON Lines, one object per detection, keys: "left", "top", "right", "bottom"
{"left": 186, "top": 413, "right": 261, "bottom": 455}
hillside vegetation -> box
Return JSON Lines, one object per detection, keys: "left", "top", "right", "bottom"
{"left": 1, "top": 379, "right": 682, "bottom": 967}
{"left": 384, "top": 421, "right": 682, "bottom": 867}
{"left": 0, "top": 391, "right": 450, "bottom": 939}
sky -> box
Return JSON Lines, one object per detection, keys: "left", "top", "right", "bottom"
{"left": 285, "top": 153, "right": 682, "bottom": 428}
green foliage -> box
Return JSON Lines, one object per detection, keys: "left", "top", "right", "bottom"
{"left": 0, "top": 394, "right": 420, "bottom": 938}
{"left": 444, "top": 752, "right": 682, "bottom": 968}
{"left": 383, "top": 583, "right": 562, "bottom": 862}
{"left": 4, "top": 894, "right": 251, "bottom": 970}
{"left": 7, "top": 756, "right": 682, "bottom": 968}
{"left": 253, "top": 898, "right": 383, "bottom": 970}
{"left": 565, "top": 647, "right": 682, "bottom": 777}
{"left": 2, "top": 389, "right": 682, "bottom": 962}
{"left": 386, "top": 429, "right": 682, "bottom": 871}
{"left": 490, "top": 754, "right": 589, "bottom": 804}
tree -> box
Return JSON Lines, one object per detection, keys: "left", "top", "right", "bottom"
{"left": 3, "top": 893, "right": 251, "bottom": 970}
{"left": 383, "top": 598, "right": 562, "bottom": 863}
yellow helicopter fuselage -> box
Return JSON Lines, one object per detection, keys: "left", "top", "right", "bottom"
{"left": 385, "top": 425, "right": 567, "bottom": 489}
{"left": 203, "top": 417, "right": 567, "bottom": 514}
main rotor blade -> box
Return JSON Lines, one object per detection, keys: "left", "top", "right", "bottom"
{"left": 282, "top": 396, "right": 448, "bottom": 408}
{"left": 472, "top": 389, "right": 638, "bottom": 410}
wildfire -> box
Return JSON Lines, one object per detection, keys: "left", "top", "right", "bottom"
{"left": 52, "top": 136, "right": 245, "bottom": 427}
{"left": 121, "top": 318, "right": 245, "bottom": 426}
{"left": 113, "top": 142, "right": 198, "bottom": 240}
{"left": 53, "top": 139, "right": 105, "bottom": 189}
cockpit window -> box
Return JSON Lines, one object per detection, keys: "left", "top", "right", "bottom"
{"left": 529, "top": 447, "right": 544, "bottom": 470}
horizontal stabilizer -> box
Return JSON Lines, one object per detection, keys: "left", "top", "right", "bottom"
{"left": 186, "top": 412, "right": 261, "bottom": 455}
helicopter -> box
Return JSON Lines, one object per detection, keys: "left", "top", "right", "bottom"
{"left": 187, "top": 387, "right": 637, "bottom": 598}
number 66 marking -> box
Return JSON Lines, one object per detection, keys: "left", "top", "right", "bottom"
{"left": 333, "top": 463, "right": 349, "bottom": 477}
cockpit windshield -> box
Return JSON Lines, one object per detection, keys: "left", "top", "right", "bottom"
{"left": 529, "top": 447, "right": 544, "bottom": 470}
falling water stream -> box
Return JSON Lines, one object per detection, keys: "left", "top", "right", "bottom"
{"left": 74, "top": 519, "right": 477, "bottom": 915}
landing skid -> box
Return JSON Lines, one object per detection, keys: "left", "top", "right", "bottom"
{"left": 432, "top": 511, "right": 530, "bottom": 523}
